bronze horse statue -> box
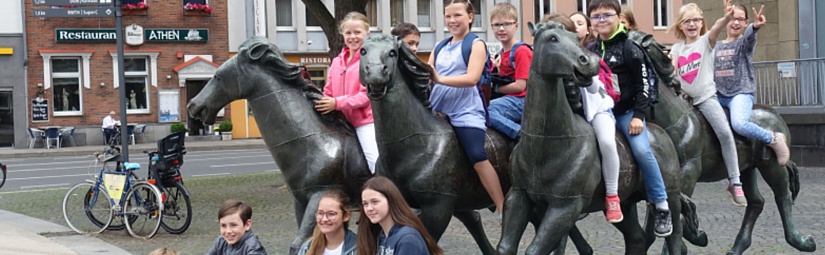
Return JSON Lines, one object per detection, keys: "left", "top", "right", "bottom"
{"left": 187, "top": 38, "right": 373, "bottom": 254}
{"left": 496, "top": 22, "right": 686, "bottom": 254}
{"left": 359, "top": 33, "right": 514, "bottom": 255}
{"left": 646, "top": 47, "right": 816, "bottom": 254}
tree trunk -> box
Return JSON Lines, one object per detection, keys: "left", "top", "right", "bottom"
{"left": 301, "top": 0, "right": 369, "bottom": 59}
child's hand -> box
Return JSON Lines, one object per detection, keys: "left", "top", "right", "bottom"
{"left": 629, "top": 118, "right": 644, "bottom": 135}
{"left": 492, "top": 55, "right": 501, "bottom": 70}
{"left": 722, "top": 0, "right": 734, "bottom": 19}
{"left": 314, "top": 97, "right": 336, "bottom": 114}
{"left": 752, "top": 5, "right": 766, "bottom": 29}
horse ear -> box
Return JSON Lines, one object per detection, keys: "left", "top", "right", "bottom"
{"left": 528, "top": 22, "right": 537, "bottom": 36}
{"left": 247, "top": 42, "right": 271, "bottom": 61}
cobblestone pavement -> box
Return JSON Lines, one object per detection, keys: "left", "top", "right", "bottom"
{"left": 256, "top": 168, "right": 824, "bottom": 254}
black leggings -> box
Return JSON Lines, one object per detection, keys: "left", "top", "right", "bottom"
{"left": 454, "top": 127, "right": 488, "bottom": 164}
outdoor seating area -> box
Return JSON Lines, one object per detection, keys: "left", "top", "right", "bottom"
{"left": 103, "top": 123, "right": 146, "bottom": 146}
{"left": 28, "top": 126, "right": 77, "bottom": 149}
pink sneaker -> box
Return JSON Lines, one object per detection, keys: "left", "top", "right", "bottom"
{"left": 605, "top": 195, "right": 623, "bottom": 223}
{"left": 727, "top": 184, "right": 747, "bottom": 207}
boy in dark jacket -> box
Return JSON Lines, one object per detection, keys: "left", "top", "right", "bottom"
{"left": 207, "top": 199, "right": 268, "bottom": 255}
{"left": 586, "top": 0, "right": 672, "bottom": 237}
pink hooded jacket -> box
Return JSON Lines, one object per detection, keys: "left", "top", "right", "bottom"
{"left": 323, "top": 47, "right": 374, "bottom": 128}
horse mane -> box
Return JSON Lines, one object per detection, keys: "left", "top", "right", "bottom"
{"left": 369, "top": 34, "right": 434, "bottom": 110}
{"left": 238, "top": 37, "right": 355, "bottom": 134}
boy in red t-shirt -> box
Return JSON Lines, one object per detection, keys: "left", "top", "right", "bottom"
{"left": 488, "top": 2, "right": 533, "bottom": 139}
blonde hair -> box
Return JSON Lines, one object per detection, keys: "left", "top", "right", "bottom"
{"left": 305, "top": 189, "right": 351, "bottom": 255}
{"left": 490, "top": 2, "right": 518, "bottom": 22}
{"left": 668, "top": 3, "right": 708, "bottom": 40}
{"left": 147, "top": 248, "right": 178, "bottom": 255}
{"left": 339, "top": 12, "right": 370, "bottom": 33}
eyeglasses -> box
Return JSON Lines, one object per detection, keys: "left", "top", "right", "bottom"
{"left": 491, "top": 22, "right": 517, "bottom": 30}
{"left": 589, "top": 13, "right": 617, "bottom": 22}
{"left": 316, "top": 211, "right": 339, "bottom": 220}
{"left": 681, "top": 18, "right": 703, "bottom": 25}
{"left": 732, "top": 17, "right": 747, "bottom": 23}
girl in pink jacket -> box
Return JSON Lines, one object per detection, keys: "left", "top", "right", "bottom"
{"left": 315, "top": 12, "right": 378, "bottom": 173}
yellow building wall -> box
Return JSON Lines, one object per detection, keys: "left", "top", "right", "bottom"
{"left": 229, "top": 100, "right": 261, "bottom": 138}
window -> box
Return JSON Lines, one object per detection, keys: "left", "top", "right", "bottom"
{"left": 577, "top": 0, "right": 628, "bottom": 14}
{"left": 365, "top": 0, "right": 378, "bottom": 27}
{"left": 470, "top": 0, "right": 483, "bottom": 29}
{"left": 306, "top": 3, "right": 322, "bottom": 27}
{"left": 123, "top": 0, "right": 145, "bottom": 4}
{"left": 183, "top": 0, "right": 207, "bottom": 4}
{"left": 653, "top": 0, "right": 668, "bottom": 28}
{"left": 417, "top": 0, "right": 431, "bottom": 27}
{"left": 276, "top": 0, "right": 293, "bottom": 26}
{"left": 51, "top": 58, "right": 82, "bottom": 115}
{"left": 124, "top": 57, "right": 150, "bottom": 113}
{"left": 534, "top": 0, "right": 553, "bottom": 23}
{"left": 390, "top": 0, "right": 405, "bottom": 26}
{"left": 307, "top": 68, "right": 327, "bottom": 90}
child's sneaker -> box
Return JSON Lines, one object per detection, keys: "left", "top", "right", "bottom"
{"left": 769, "top": 132, "right": 790, "bottom": 166}
{"left": 727, "top": 184, "right": 747, "bottom": 207}
{"left": 653, "top": 207, "right": 672, "bottom": 237}
{"left": 605, "top": 195, "right": 623, "bottom": 223}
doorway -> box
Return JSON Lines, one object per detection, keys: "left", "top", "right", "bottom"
{"left": 0, "top": 90, "right": 13, "bottom": 147}
{"left": 185, "top": 80, "right": 208, "bottom": 136}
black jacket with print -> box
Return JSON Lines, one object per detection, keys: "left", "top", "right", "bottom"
{"left": 587, "top": 25, "right": 650, "bottom": 120}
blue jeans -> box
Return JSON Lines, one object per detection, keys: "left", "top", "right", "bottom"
{"left": 488, "top": 96, "right": 524, "bottom": 139}
{"left": 718, "top": 94, "right": 773, "bottom": 144}
{"left": 615, "top": 110, "right": 668, "bottom": 203}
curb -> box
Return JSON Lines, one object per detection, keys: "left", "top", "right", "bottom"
{"left": 0, "top": 139, "right": 267, "bottom": 159}
{"left": 0, "top": 210, "right": 132, "bottom": 255}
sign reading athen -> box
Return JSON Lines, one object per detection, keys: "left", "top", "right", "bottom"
{"left": 56, "top": 28, "right": 209, "bottom": 43}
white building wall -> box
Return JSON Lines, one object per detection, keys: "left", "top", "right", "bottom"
{"left": 0, "top": 0, "right": 23, "bottom": 34}
{"left": 228, "top": 0, "right": 249, "bottom": 52}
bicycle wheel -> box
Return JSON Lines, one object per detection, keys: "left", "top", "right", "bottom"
{"left": 63, "top": 182, "right": 112, "bottom": 234}
{"left": 0, "top": 163, "right": 6, "bottom": 189}
{"left": 160, "top": 181, "right": 192, "bottom": 234}
{"left": 124, "top": 182, "right": 163, "bottom": 239}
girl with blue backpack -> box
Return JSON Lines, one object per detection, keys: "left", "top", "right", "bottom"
{"left": 428, "top": 0, "right": 505, "bottom": 219}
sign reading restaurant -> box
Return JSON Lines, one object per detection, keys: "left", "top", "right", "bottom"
{"left": 56, "top": 28, "right": 209, "bottom": 42}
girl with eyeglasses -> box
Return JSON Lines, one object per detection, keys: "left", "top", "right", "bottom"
{"left": 713, "top": 4, "right": 789, "bottom": 167}
{"left": 296, "top": 189, "right": 357, "bottom": 255}
{"left": 668, "top": 1, "right": 747, "bottom": 206}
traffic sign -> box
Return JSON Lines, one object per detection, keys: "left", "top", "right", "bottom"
{"left": 32, "top": 0, "right": 114, "bottom": 6}
{"left": 33, "top": 7, "right": 115, "bottom": 18}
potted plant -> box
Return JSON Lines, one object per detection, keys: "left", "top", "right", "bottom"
{"left": 122, "top": 1, "right": 148, "bottom": 14}
{"left": 183, "top": 3, "right": 212, "bottom": 14}
{"left": 171, "top": 122, "right": 186, "bottom": 133}
{"left": 218, "top": 120, "right": 232, "bottom": 140}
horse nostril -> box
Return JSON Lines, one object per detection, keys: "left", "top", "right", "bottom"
{"left": 382, "top": 66, "right": 388, "bottom": 75}
{"left": 578, "top": 55, "right": 589, "bottom": 64}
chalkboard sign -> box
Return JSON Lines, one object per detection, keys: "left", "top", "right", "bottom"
{"left": 32, "top": 99, "right": 49, "bottom": 122}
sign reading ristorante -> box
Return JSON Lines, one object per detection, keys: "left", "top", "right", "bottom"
{"left": 56, "top": 28, "right": 209, "bottom": 42}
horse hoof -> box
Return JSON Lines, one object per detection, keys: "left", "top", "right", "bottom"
{"left": 792, "top": 235, "right": 816, "bottom": 252}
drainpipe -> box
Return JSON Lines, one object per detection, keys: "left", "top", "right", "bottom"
{"left": 245, "top": 0, "right": 255, "bottom": 38}
{"left": 20, "top": 0, "right": 28, "bottom": 149}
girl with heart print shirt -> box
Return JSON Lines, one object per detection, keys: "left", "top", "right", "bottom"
{"left": 669, "top": 2, "right": 746, "bottom": 206}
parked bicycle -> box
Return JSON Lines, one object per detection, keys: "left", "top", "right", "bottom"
{"left": 143, "top": 131, "right": 191, "bottom": 234}
{"left": 0, "top": 162, "right": 7, "bottom": 189}
{"left": 62, "top": 146, "right": 164, "bottom": 239}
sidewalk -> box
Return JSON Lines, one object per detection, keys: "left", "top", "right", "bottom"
{"left": 0, "top": 138, "right": 267, "bottom": 255}
{"left": 0, "top": 138, "right": 267, "bottom": 159}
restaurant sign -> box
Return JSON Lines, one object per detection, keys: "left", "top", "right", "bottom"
{"left": 56, "top": 28, "right": 209, "bottom": 42}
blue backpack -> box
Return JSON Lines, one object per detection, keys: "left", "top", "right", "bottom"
{"left": 508, "top": 41, "right": 532, "bottom": 71}
{"left": 433, "top": 33, "right": 493, "bottom": 126}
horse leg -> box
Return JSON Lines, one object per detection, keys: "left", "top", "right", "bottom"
{"left": 497, "top": 189, "right": 533, "bottom": 255}
{"left": 663, "top": 191, "right": 686, "bottom": 255}
{"left": 758, "top": 161, "right": 816, "bottom": 252}
{"left": 524, "top": 198, "right": 583, "bottom": 255}
{"left": 727, "top": 167, "right": 762, "bottom": 254}
{"left": 567, "top": 225, "right": 594, "bottom": 255}
{"left": 289, "top": 192, "right": 323, "bottom": 255}
{"left": 613, "top": 200, "right": 647, "bottom": 254}
{"left": 453, "top": 210, "right": 495, "bottom": 255}
{"left": 417, "top": 193, "right": 455, "bottom": 241}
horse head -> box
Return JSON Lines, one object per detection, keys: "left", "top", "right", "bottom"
{"left": 529, "top": 21, "right": 599, "bottom": 85}
{"left": 360, "top": 34, "right": 433, "bottom": 106}
{"left": 188, "top": 37, "right": 309, "bottom": 124}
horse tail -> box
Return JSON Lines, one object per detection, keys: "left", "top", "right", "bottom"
{"left": 681, "top": 194, "right": 708, "bottom": 246}
{"left": 787, "top": 160, "right": 801, "bottom": 202}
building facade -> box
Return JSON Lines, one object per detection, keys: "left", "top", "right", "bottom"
{"left": 0, "top": 1, "right": 26, "bottom": 148}
{"left": 23, "top": 0, "right": 230, "bottom": 148}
